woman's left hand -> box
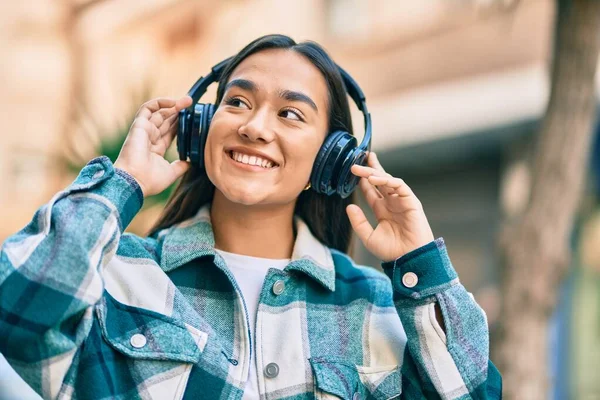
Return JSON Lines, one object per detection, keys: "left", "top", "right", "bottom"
{"left": 346, "top": 152, "right": 435, "bottom": 262}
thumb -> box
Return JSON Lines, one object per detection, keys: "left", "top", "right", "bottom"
{"left": 346, "top": 204, "right": 374, "bottom": 246}
{"left": 170, "top": 160, "right": 191, "bottom": 179}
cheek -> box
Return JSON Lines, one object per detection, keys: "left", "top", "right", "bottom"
{"left": 203, "top": 131, "right": 215, "bottom": 170}
{"left": 205, "top": 110, "right": 232, "bottom": 154}
{"left": 285, "top": 136, "right": 324, "bottom": 176}
{"left": 203, "top": 120, "right": 226, "bottom": 180}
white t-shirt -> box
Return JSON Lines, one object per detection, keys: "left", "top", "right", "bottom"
{"left": 215, "top": 249, "right": 290, "bottom": 400}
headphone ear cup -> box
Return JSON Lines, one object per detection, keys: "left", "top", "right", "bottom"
{"left": 197, "top": 103, "right": 215, "bottom": 169}
{"left": 336, "top": 148, "right": 367, "bottom": 198}
{"left": 177, "top": 109, "right": 191, "bottom": 161}
{"left": 310, "top": 131, "right": 344, "bottom": 195}
{"left": 189, "top": 103, "right": 215, "bottom": 167}
{"left": 311, "top": 131, "right": 357, "bottom": 196}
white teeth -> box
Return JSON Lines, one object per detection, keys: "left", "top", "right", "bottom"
{"left": 230, "top": 151, "right": 275, "bottom": 169}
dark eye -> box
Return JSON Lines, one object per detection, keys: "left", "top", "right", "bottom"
{"left": 224, "top": 96, "right": 250, "bottom": 109}
{"left": 279, "top": 108, "right": 303, "bottom": 122}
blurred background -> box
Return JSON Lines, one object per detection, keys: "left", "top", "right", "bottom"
{"left": 1, "top": 0, "right": 599, "bottom": 399}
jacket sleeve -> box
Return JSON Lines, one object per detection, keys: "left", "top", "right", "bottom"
{"left": 0, "top": 156, "right": 143, "bottom": 399}
{"left": 381, "top": 238, "right": 502, "bottom": 399}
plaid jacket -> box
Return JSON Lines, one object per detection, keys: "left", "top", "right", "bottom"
{"left": 0, "top": 156, "right": 502, "bottom": 400}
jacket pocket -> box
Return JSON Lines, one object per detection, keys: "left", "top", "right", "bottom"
{"left": 310, "top": 357, "right": 402, "bottom": 400}
{"left": 95, "top": 291, "right": 208, "bottom": 363}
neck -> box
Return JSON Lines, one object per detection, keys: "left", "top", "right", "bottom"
{"left": 210, "top": 190, "right": 296, "bottom": 259}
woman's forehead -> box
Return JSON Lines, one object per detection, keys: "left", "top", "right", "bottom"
{"left": 227, "top": 49, "right": 328, "bottom": 106}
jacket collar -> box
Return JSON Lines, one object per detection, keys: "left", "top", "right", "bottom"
{"left": 158, "top": 205, "right": 336, "bottom": 291}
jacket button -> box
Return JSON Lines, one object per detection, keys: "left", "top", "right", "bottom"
{"left": 353, "top": 392, "right": 361, "bottom": 400}
{"left": 272, "top": 280, "right": 285, "bottom": 295}
{"left": 92, "top": 170, "right": 105, "bottom": 179}
{"left": 264, "top": 362, "right": 279, "bottom": 378}
{"left": 130, "top": 333, "right": 147, "bottom": 348}
{"left": 402, "top": 272, "right": 418, "bottom": 288}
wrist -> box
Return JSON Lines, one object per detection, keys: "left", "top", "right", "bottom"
{"left": 113, "top": 162, "right": 148, "bottom": 198}
{"left": 381, "top": 238, "right": 458, "bottom": 300}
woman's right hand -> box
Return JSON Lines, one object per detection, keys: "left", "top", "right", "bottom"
{"left": 114, "top": 96, "right": 193, "bottom": 198}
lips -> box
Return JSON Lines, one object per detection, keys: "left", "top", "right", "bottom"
{"left": 224, "top": 146, "right": 279, "bottom": 167}
{"left": 228, "top": 150, "right": 276, "bottom": 168}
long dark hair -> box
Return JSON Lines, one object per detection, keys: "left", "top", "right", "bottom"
{"left": 149, "top": 34, "right": 356, "bottom": 254}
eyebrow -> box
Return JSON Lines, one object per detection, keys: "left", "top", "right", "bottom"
{"left": 225, "top": 78, "right": 256, "bottom": 93}
{"left": 279, "top": 89, "right": 318, "bottom": 113}
{"left": 224, "top": 78, "right": 319, "bottom": 113}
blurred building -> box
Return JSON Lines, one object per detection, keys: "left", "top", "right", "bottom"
{"left": 1, "top": 0, "right": 598, "bottom": 398}
{"left": 0, "top": 0, "right": 555, "bottom": 295}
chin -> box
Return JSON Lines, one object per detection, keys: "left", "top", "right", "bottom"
{"left": 219, "top": 184, "right": 270, "bottom": 206}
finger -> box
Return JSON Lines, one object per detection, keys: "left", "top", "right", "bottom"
{"left": 351, "top": 164, "right": 390, "bottom": 179}
{"left": 150, "top": 95, "right": 193, "bottom": 127}
{"left": 367, "top": 152, "right": 386, "bottom": 173}
{"left": 131, "top": 117, "right": 161, "bottom": 142}
{"left": 346, "top": 204, "right": 374, "bottom": 246}
{"left": 159, "top": 113, "right": 179, "bottom": 138}
{"left": 367, "top": 175, "right": 393, "bottom": 195}
{"left": 175, "top": 95, "right": 193, "bottom": 111}
{"left": 139, "top": 96, "right": 192, "bottom": 120}
{"left": 169, "top": 159, "right": 191, "bottom": 179}
{"left": 159, "top": 116, "right": 182, "bottom": 150}
{"left": 158, "top": 103, "right": 191, "bottom": 149}
{"left": 138, "top": 98, "right": 177, "bottom": 119}
{"left": 149, "top": 108, "right": 173, "bottom": 129}
{"left": 359, "top": 176, "right": 383, "bottom": 208}
{"left": 368, "top": 175, "right": 415, "bottom": 198}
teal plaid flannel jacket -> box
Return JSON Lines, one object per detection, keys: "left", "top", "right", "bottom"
{"left": 0, "top": 156, "right": 502, "bottom": 399}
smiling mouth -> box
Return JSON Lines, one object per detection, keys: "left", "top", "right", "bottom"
{"left": 227, "top": 151, "right": 279, "bottom": 169}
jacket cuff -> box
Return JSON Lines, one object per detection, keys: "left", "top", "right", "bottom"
{"left": 381, "top": 238, "right": 459, "bottom": 300}
{"left": 67, "top": 156, "right": 144, "bottom": 230}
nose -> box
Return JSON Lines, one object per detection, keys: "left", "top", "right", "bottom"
{"left": 238, "top": 107, "right": 275, "bottom": 143}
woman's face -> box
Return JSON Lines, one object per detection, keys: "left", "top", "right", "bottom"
{"left": 205, "top": 48, "right": 329, "bottom": 206}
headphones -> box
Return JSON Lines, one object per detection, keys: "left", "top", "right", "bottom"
{"left": 177, "top": 57, "right": 372, "bottom": 198}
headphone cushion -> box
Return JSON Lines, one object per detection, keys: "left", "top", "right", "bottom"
{"left": 311, "top": 131, "right": 344, "bottom": 190}
{"left": 202, "top": 103, "right": 216, "bottom": 132}
{"left": 194, "top": 103, "right": 215, "bottom": 168}
{"left": 177, "top": 109, "right": 191, "bottom": 161}
{"left": 311, "top": 131, "right": 357, "bottom": 194}
{"left": 336, "top": 148, "right": 367, "bottom": 198}
{"left": 202, "top": 104, "right": 215, "bottom": 167}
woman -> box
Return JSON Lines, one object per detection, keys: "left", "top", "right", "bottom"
{"left": 0, "top": 35, "right": 501, "bottom": 399}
